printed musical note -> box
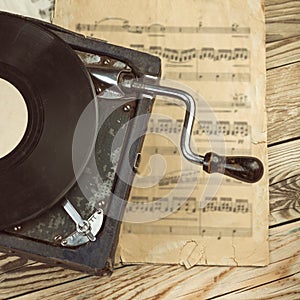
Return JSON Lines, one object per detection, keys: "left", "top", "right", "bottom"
{"left": 199, "top": 227, "right": 252, "bottom": 238}
{"left": 216, "top": 49, "right": 232, "bottom": 60}
{"left": 232, "top": 93, "right": 249, "bottom": 107}
{"left": 146, "top": 118, "right": 251, "bottom": 138}
{"left": 147, "top": 23, "right": 166, "bottom": 33}
{"left": 164, "top": 71, "right": 250, "bottom": 82}
{"left": 199, "top": 47, "right": 215, "bottom": 60}
{"left": 197, "top": 120, "right": 250, "bottom": 137}
{"left": 148, "top": 118, "right": 182, "bottom": 134}
{"left": 220, "top": 197, "right": 234, "bottom": 212}
{"left": 234, "top": 199, "right": 250, "bottom": 213}
{"left": 76, "top": 19, "right": 250, "bottom": 35}
{"left": 158, "top": 170, "right": 198, "bottom": 187}
{"left": 234, "top": 48, "right": 249, "bottom": 59}
{"left": 232, "top": 121, "right": 249, "bottom": 137}
{"left": 131, "top": 45, "right": 250, "bottom": 63}
{"left": 125, "top": 196, "right": 197, "bottom": 215}
{"left": 123, "top": 193, "right": 251, "bottom": 237}
{"left": 149, "top": 46, "right": 162, "bottom": 56}
{"left": 202, "top": 197, "right": 251, "bottom": 213}
{"left": 126, "top": 195, "right": 251, "bottom": 217}
{"left": 202, "top": 197, "right": 218, "bottom": 212}
{"left": 231, "top": 23, "right": 239, "bottom": 32}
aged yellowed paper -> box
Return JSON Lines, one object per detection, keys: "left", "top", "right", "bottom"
{"left": 54, "top": 0, "right": 269, "bottom": 266}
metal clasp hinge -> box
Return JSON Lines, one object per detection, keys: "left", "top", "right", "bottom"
{"left": 61, "top": 199, "right": 104, "bottom": 247}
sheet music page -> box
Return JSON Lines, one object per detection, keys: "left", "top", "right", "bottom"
{"left": 54, "top": 0, "right": 269, "bottom": 267}
{"left": 0, "top": 0, "right": 54, "bottom": 21}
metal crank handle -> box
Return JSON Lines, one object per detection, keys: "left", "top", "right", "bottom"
{"left": 121, "top": 80, "right": 264, "bottom": 183}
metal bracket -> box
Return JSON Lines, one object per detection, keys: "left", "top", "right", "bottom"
{"left": 61, "top": 199, "right": 104, "bottom": 247}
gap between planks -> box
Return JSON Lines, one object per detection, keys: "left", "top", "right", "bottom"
{"left": 1, "top": 221, "right": 298, "bottom": 300}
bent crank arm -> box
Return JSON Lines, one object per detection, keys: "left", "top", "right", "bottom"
{"left": 121, "top": 80, "right": 264, "bottom": 183}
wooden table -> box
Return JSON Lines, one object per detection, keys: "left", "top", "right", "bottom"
{"left": 1, "top": 1, "right": 299, "bottom": 299}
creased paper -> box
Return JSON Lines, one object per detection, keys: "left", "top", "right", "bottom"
{"left": 54, "top": 0, "right": 269, "bottom": 267}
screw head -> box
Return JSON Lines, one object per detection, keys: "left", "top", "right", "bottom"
{"left": 54, "top": 235, "right": 62, "bottom": 242}
{"left": 123, "top": 104, "right": 131, "bottom": 112}
{"left": 104, "top": 59, "right": 111, "bottom": 65}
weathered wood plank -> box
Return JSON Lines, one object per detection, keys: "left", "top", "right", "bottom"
{"left": 265, "top": 0, "right": 300, "bottom": 24}
{"left": 5, "top": 221, "right": 299, "bottom": 300}
{"left": 0, "top": 253, "right": 30, "bottom": 275}
{"left": 266, "top": 35, "right": 300, "bottom": 69}
{"left": 266, "top": 62, "right": 300, "bottom": 145}
{"left": 269, "top": 175, "right": 300, "bottom": 225}
{"left": 215, "top": 274, "right": 300, "bottom": 299}
{"left": 268, "top": 139, "right": 300, "bottom": 186}
{"left": 265, "top": 0, "right": 300, "bottom": 42}
{"left": 0, "top": 260, "right": 84, "bottom": 299}
{"left": 268, "top": 139, "right": 300, "bottom": 225}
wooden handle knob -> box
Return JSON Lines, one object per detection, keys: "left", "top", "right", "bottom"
{"left": 203, "top": 152, "right": 264, "bottom": 183}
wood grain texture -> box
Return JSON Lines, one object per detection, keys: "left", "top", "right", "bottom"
{"left": 266, "top": 62, "right": 300, "bottom": 145}
{"left": 266, "top": 35, "right": 300, "bottom": 69}
{"left": 265, "top": 0, "right": 300, "bottom": 42}
{"left": 0, "top": 260, "right": 85, "bottom": 299}
{"left": 0, "top": 1, "right": 299, "bottom": 299}
{"left": 268, "top": 139, "right": 300, "bottom": 225}
{"left": 268, "top": 139, "right": 300, "bottom": 186}
{"left": 269, "top": 175, "right": 300, "bottom": 225}
{"left": 1, "top": 221, "right": 298, "bottom": 300}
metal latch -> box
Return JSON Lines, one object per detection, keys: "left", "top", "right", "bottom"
{"left": 61, "top": 199, "right": 104, "bottom": 247}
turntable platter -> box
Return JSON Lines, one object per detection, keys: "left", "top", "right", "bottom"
{"left": 0, "top": 13, "right": 97, "bottom": 229}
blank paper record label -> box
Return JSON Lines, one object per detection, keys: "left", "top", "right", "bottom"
{"left": 0, "top": 78, "right": 28, "bottom": 159}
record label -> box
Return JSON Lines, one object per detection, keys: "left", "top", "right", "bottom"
{"left": 0, "top": 78, "right": 28, "bottom": 159}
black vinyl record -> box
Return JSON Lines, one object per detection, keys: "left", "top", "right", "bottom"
{"left": 0, "top": 13, "right": 97, "bottom": 229}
